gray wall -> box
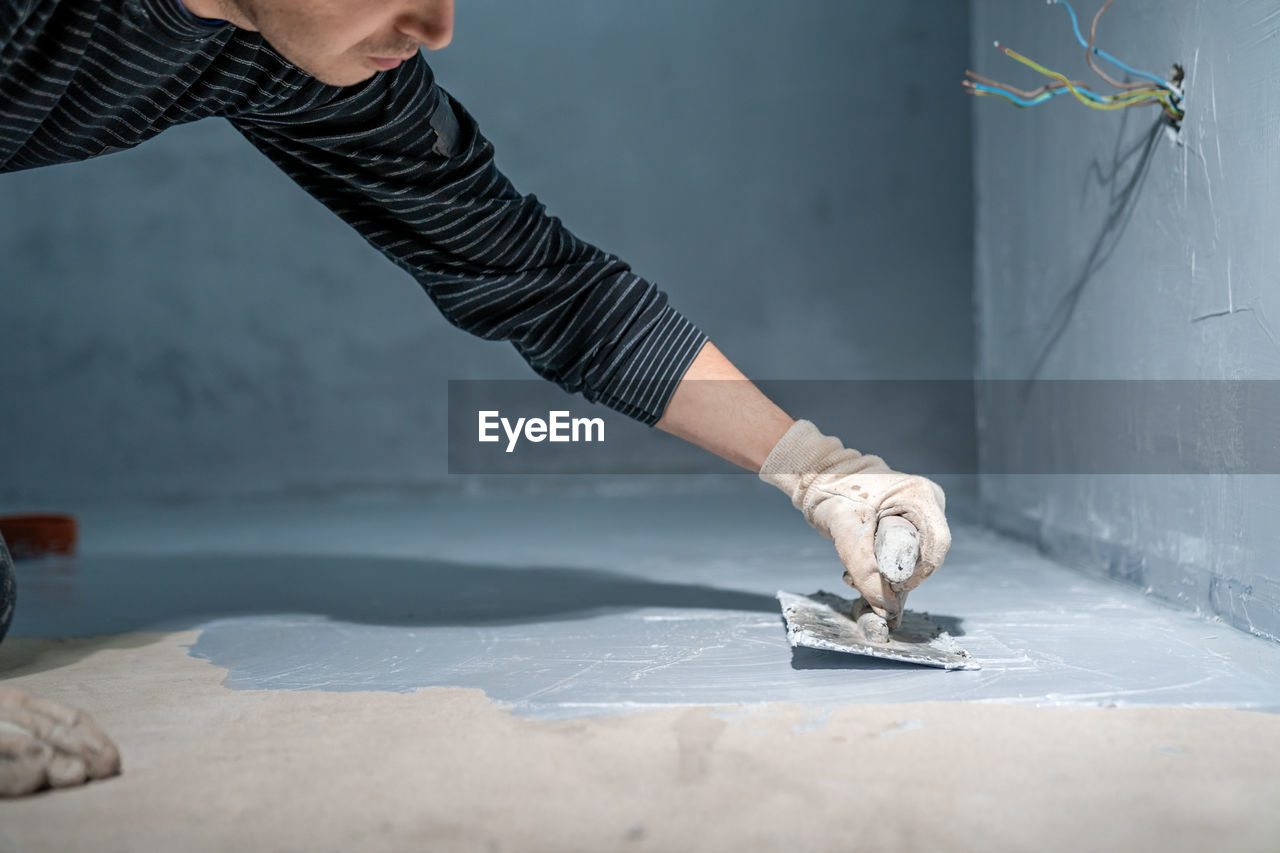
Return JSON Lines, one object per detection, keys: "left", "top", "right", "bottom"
{"left": 0, "top": 0, "right": 973, "bottom": 503}
{"left": 972, "top": 0, "right": 1280, "bottom": 639}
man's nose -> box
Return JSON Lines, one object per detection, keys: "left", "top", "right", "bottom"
{"left": 398, "top": 0, "right": 454, "bottom": 50}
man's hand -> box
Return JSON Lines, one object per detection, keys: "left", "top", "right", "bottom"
{"left": 758, "top": 419, "right": 951, "bottom": 626}
{"left": 0, "top": 686, "right": 121, "bottom": 797}
{"left": 653, "top": 342, "right": 951, "bottom": 622}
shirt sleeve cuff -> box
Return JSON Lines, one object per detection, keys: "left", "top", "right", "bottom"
{"left": 584, "top": 305, "right": 709, "bottom": 426}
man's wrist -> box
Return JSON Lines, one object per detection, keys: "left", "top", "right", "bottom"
{"left": 654, "top": 341, "right": 796, "bottom": 472}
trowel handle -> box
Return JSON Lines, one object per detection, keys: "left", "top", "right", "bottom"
{"left": 874, "top": 515, "right": 920, "bottom": 587}
{"left": 856, "top": 516, "right": 921, "bottom": 643}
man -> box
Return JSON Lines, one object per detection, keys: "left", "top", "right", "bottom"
{"left": 0, "top": 0, "right": 950, "bottom": 794}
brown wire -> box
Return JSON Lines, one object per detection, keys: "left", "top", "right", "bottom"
{"left": 1087, "top": 0, "right": 1152, "bottom": 90}
{"left": 961, "top": 78, "right": 1165, "bottom": 113}
{"left": 963, "top": 14, "right": 1178, "bottom": 118}
{"left": 963, "top": 69, "right": 1092, "bottom": 100}
{"left": 962, "top": 69, "right": 1167, "bottom": 113}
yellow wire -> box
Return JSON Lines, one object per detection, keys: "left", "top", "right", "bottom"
{"left": 969, "top": 79, "right": 1175, "bottom": 115}
{"left": 1000, "top": 45, "right": 1174, "bottom": 112}
{"left": 1001, "top": 47, "right": 1153, "bottom": 107}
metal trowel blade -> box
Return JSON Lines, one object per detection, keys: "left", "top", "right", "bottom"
{"left": 777, "top": 590, "right": 979, "bottom": 671}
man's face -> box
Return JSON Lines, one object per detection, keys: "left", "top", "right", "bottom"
{"left": 233, "top": 0, "right": 455, "bottom": 86}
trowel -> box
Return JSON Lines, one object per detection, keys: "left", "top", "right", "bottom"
{"left": 777, "top": 516, "right": 979, "bottom": 670}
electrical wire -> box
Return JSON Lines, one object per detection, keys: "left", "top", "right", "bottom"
{"left": 1050, "top": 0, "right": 1175, "bottom": 92}
{"left": 999, "top": 43, "right": 1174, "bottom": 111}
{"left": 966, "top": 81, "right": 1166, "bottom": 111}
{"left": 1085, "top": 1, "right": 1153, "bottom": 90}
{"left": 964, "top": 83, "right": 1057, "bottom": 108}
{"left": 962, "top": 0, "right": 1184, "bottom": 122}
{"left": 963, "top": 69, "right": 1089, "bottom": 100}
{"left": 962, "top": 62, "right": 1167, "bottom": 109}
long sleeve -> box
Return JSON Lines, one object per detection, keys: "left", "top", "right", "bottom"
{"left": 228, "top": 55, "right": 708, "bottom": 425}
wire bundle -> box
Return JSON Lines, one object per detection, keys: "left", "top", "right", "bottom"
{"left": 964, "top": 0, "right": 1185, "bottom": 123}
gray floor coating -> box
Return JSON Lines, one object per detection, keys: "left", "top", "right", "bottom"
{"left": 6, "top": 487, "right": 1280, "bottom": 718}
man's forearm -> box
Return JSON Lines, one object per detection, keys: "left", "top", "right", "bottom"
{"left": 655, "top": 341, "right": 795, "bottom": 472}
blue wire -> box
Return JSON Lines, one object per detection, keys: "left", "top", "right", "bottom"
{"left": 970, "top": 77, "right": 1167, "bottom": 108}
{"left": 969, "top": 83, "right": 1058, "bottom": 107}
{"left": 1049, "top": 0, "right": 1176, "bottom": 93}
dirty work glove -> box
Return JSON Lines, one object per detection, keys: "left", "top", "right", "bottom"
{"left": 0, "top": 685, "right": 121, "bottom": 796}
{"left": 759, "top": 419, "right": 951, "bottom": 627}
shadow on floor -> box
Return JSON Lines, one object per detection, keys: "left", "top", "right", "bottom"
{"left": 788, "top": 646, "right": 940, "bottom": 671}
{"left": 0, "top": 632, "right": 164, "bottom": 679}
{"left": 4, "top": 554, "right": 974, "bottom": 681}
{"left": 0, "top": 554, "right": 782, "bottom": 678}
{"left": 7, "top": 551, "right": 778, "bottom": 632}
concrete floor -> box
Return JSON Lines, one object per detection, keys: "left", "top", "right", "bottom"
{"left": 2, "top": 484, "right": 1280, "bottom": 850}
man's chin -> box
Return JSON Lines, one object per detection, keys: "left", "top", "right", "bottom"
{"left": 317, "top": 70, "right": 377, "bottom": 87}
{"left": 281, "top": 55, "right": 374, "bottom": 87}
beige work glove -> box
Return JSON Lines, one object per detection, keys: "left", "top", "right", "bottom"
{"left": 0, "top": 685, "right": 121, "bottom": 796}
{"left": 759, "top": 419, "right": 951, "bottom": 627}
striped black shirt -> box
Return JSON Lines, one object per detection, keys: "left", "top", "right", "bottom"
{"left": 0, "top": 0, "right": 708, "bottom": 425}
